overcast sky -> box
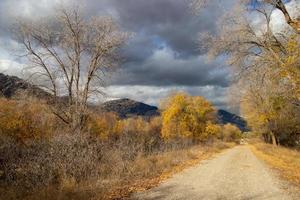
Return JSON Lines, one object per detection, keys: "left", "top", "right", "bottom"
{"left": 0, "top": 0, "right": 298, "bottom": 113}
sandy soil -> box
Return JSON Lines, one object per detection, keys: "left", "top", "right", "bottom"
{"left": 132, "top": 146, "right": 300, "bottom": 200}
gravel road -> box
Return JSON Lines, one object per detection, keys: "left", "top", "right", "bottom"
{"left": 132, "top": 146, "right": 300, "bottom": 200}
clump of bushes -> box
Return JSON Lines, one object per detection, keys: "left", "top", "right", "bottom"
{"left": 0, "top": 97, "right": 58, "bottom": 143}
{"left": 160, "top": 93, "right": 242, "bottom": 144}
{"left": 0, "top": 97, "right": 167, "bottom": 199}
{"left": 222, "top": 124, "right": 242, "bottom": 143}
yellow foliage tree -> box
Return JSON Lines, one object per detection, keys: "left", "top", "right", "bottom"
{"left": 281, "top": 36, "right": 300, "bottom": 100}
{"left": 240, "top": 35, "right": 300, "bottom": 146}
{"left": 161, "top": 92, "right": 216, "bottom": 141}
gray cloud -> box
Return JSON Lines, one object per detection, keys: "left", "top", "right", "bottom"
{"left": 0, "top": 0, "right": 234, "bottom": 110}
{"left": 109, "top": 47, "right": 230, "bottom": 87}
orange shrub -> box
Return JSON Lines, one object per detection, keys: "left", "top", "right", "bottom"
{"left": 87, "top": 112, "right": 119, "bottom": 139}
{"left": 0, "top": 98, "right": 56, "bottom": 142}
{"left": 222, "top": 124, "right": 242, "bottom": 142}
{"left": 204, "top": 121, "right": 222, "bottom": 141}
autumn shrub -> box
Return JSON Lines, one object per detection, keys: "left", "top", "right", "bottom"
{"left": 204, "top": 121, "right": 222, "bottom": 142}
{"left": 87, "top": 112, "right": 119, "bottom": 139}
{"left": 0, "top": 97, "right": 58, "bottom": 143}
{"left": 0, "top": 98, "right": 105, "bottom": 196}
{"left": 0, "top": 105, "right": 165, "bottom": 198}
{"left": 113, "top": 116, "right": 164, "bottom": 158}
{"left": 222, "top": 124, "right": 242, "bottom": 143}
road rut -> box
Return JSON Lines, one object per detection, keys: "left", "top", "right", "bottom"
{"left": 132, "top": 146, "right": 299, "bottom": 200}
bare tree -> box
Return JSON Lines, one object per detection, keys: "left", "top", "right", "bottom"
{"left": 193, "top": 0, "right": 299, "bottom": 102}
{"left": 191, "top": 0, "right": 300, "bottom": 33}
{"left": 199, "top": 4, "right": 288, "bottom": 74}
{"left": 14, "top": 8, "right": 129, "bottom": 129}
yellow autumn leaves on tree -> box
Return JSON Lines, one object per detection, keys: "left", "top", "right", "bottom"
{"left": 281, "top": 36, "right": 300, "bottom": 100}
{"left": 161, "top": 93, "right": 218, "bottom": 141}
{"left": 240, "top": 35, "right": 300, "bottom": 146}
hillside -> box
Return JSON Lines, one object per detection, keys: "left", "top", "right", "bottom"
{"left": 101, "top": 98, "right": 248, "bottom": 131}
{"left": 217, "top": 109, "right": 248, "bottom": 132}
{"left": 0, "top": 73, "right": 50, "bottom": 99}
{"left": 100, "top": 98, "right": 160, "bottom": 118}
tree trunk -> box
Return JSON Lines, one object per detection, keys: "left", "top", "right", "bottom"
{"left": 263, "top": 133, "right": 269, "bottom": 143}
{"left": 270, "top": 131, "right": 277, "bottom": 146}
{"left": 276, "top": 136, "right": 280, "bottom": 146}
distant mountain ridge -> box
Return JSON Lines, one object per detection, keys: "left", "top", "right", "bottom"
{"left": 100, "top": 98, "right": 160, "bottom": 118}
{"left": 0, "top": 73, "right": 248, "bottom": 131}
{"left": 101, "top": 98, "right": 248, "bottom": 131}
{"left": 0, "top": 73, "right": 32, "bottom": 97}
{"left": 217, "top": 109, "right": 248, "bottom": 131}
{"left": 0, "top": 73, "right": 50, "bottom": 99}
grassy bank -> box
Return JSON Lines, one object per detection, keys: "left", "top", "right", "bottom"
{"left": 251, "top": 143, "right": 300, "bottom": 187}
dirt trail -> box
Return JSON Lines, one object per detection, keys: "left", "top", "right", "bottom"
{"left": 132, "top": 146, "right": 300, "bottom": 200}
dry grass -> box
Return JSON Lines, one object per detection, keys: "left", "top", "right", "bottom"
{"left": 0, "top": 140, "right": 234, "bottom": 200}
{"left": 251, "top": 143, "right": 300, "bottom": 186}
{"left": 104, "top": 141, "right": 235, "bottom": 199}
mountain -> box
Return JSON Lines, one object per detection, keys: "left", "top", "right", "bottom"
{"left": 100, "top": 98, "right": 159, "bottom": 118}
{"left": 217, "top": 109, "right": 248, "bottom": 131}
{"left": 0, "top": 73, "right": 50, "bottom": 99}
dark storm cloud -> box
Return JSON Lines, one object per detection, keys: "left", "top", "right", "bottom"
{"left": 108, "top": 0, "right": 209, "bottom": 56}
{"left": 0, "top": 0, "right": 231, "bottom": 87}
{"left": 86, "top": 0, "right": 225, "bottom": 56}
{"left": 0, "top": 0, "right": 235, "bottom": 110}
{"left": 109, "top": 49, "right": 230, "bottom": 87}
{"left": 84, "top": 0, "right": 232, "bottom": 88}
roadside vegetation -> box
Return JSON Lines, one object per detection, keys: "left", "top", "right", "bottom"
{"left": 0, "top": 93, "right": 239, "bottom": 200}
